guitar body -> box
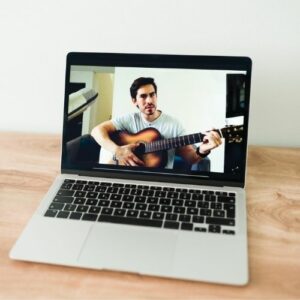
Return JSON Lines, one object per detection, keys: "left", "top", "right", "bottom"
{"left": 110, "top": 128, "right": 168, "bottom": 168}
{"left": 108, "top": 124, "right": 243, "bottom": 168}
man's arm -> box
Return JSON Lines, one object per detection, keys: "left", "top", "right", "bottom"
{"left": 177, "top": 130, "right": 222, "bottom": 165}
{"left": 91, "top": 121, "right": 144, "bottom": 166}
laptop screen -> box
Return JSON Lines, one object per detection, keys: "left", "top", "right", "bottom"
{"left": 62, "top": 53, "right": 251, "bottom": 187}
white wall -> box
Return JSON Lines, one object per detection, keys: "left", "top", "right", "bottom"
{"left": 1, "top": 0, "right": 299, "bottom": 147}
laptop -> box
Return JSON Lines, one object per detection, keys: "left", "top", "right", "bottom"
{"left": 10, "top": 52, "right": 252, "bottom": 285}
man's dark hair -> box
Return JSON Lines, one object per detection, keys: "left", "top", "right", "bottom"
{"left": 130, "top": 77, "right": 157, "bottom": 99}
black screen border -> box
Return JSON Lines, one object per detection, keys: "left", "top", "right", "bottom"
{"left": 61, "top": 52, "right": 252, "bottom": 188}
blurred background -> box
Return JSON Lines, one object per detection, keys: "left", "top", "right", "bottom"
{"left": 0, "top": 0, "right": 299, "bottom": 147}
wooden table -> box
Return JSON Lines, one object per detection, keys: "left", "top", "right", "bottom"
{"left": 0, "top": 132, "right": 299, "bottom": 300}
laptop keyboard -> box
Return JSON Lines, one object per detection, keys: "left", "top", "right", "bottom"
{"left": 44, "top": 179, "right": 236, "bottom": 235}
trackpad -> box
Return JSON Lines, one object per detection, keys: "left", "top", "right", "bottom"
{"left": 78, "top": 223, "right": 177, "bottom": 275}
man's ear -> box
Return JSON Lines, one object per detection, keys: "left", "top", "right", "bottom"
{"left": 132, "top": 98, "right": 139, "bottom": 108}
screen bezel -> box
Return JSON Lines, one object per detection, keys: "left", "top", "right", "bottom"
{"left": 61, "top": 52, "right": 252, "bottom": 188}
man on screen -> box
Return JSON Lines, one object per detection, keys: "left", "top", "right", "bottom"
{"left": 91, "top": 77, "right": 222, "bottom": 168}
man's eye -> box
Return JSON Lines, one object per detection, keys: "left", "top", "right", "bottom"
{"left": 150, "top": 92, "right": 156, "bottom": 97}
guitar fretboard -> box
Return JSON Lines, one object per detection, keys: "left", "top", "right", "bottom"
{"left": 144, "top": 132, "right": 205, "bottom": 153}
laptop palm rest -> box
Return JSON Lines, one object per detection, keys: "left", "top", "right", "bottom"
{"left": 78, "top": 223, "right": 177, "bottom": 275}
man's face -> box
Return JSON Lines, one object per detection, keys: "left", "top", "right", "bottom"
{"left": 133, "top": 84, "right": 157, "bottom": 116}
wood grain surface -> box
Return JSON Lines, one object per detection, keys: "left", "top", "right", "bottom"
{"left": 0, "top": 131, "right": 299, "bottom": 300}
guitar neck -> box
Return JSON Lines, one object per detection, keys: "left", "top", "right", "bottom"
{"left": 144, "top": 132, "right": 206, "bottom": 153}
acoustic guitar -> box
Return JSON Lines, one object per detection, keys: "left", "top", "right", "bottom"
{"left": 110, "top": 125, "right": 244, "bottom": 168}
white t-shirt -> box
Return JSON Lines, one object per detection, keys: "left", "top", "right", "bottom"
{"left": 111, "top": 111, "right": 186, "bottom": 169}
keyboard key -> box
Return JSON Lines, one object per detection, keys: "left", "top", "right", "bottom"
{"left": 148, "top": 204, "right": 159, "bottom": 211}
{"left": 122, "top": 202, "right": 134, "bottom": 209}
{"left": 155, "top": 191, "right": 166, "bottom": 197}
{"left": 69, "top": 212, "right": 82, "bottom": 220}
{"left": 173, "top": 206, "right": 185, "bottom": 214}
{"left": 81, "top": 214, "right": 98, "bottom": 221}
{"left": 57, "top": 189, "right": 75, "bottom": 196}
{"left": 206, "top": 217, "right": 235, "bottom": 226}
{"left": 110, "top": 194, "right": 122, "bottom": 201}
{"left": 163, "top": 187, "right": 175, "bottom": 191}
{"left": 179, "top": 193, "right": 191, "bottom": 200}
{"left": 76, "top": 180, "right": 87, "bottom": 184}
{"left": 181, "top": 223, "right": 193, "bottom": 230}
{"left": 135, "top": 196, "right": 146, "bottom": 203}
{"left": 213, "top": 210, "right": 225, "bottom": 218}
{"left": 113, "top": 183, "right": 124, "bottom": 187}
{"left": 72, "top": 184, "right": 84, "bottom": 191}
{"left": 107, "top": 187, "right": 119, "bottom": 193}
{"left": 96, "top": 186, "right": 107, "bottom": 192}
{"left": 179, "top": 215, "right": 191, "bottom": 222}
{"left": 166, "top": 213, "right": 178, "bottom": 221}
{"left": 98, "top": 193, "right": 110, "bottom": 200}
{"left": 89, "top": 206, "right": 101, "bottom": 214}
{"left": 100, "top": 182, "right": 112, "bottom": 186}
{"left": 53, "top": 196, "right": 74, "bottom": 204}
{"left": 167, "top": 191, "right": 179, "bottom": 198}
{"left": 86, "top": 199, "right": 98, "bottom": 206}
{"left": 76, "top": 205, "right": 89, "bottom": 213}
{"left": 64, "top": 179, "right": 75, "bottom": 183}
{"left": 83, "top": 185, "right": 95, "bottom": 192}
{"left": 195, "top": 227, "right": 207, "bottom": 232}
{"left": 142, "top": 190, "right": 154, "bottom": 196}
{"left": 139, "top": 211, "right": 152, "bottom": 219}
{"left": 146, "top": 197, "right": 158, "bottom": 204}
{"left": 210, "top": 202, "right": 222, "bottom": 210}
{"left": 208, "top": 225, "right": 221, "bottom": 233}
{"left": 98, "top": 200, "right": 109, "bottom": 207}
{"left": 150, "top": 186, "right": 162, "bottom": 190}
{"left": 49, "top": 202, "right": 64, "bottom": 210}
{"left": 185, "top": 200, "right": 196, "bottom": 207}
{"left": 164, "top": 221, "right": 179, "bottom": 229}
{"left": 200, "top": 209, "right": 212, "bottom": 216}
{"left": 161, "top": 205, "right": 172, "bottom": 213}
{"left": 119, "top": 188, "right": 130, "bottom": 194}
{"left": 135, "top": 203, "right": 147, "bottom": 210}
{"left": 197, "top": 202, "right": 209, "bottom": 208}
{"left": 152, "top": 212, "right": 165, "bottom": 220}
{"left": 192, "top": 194, "right": 203, "bottom": 200}
{"left": 126, "top": 210, "right": 139, "bottom": 218}
{"left": 86, "top": 192, "right": 98, "bottom": 198}
{"left": 64, "top": 204, "right": 76, "bottom": 211}
{"left": 122, "top": 195, "right": 134, "bottom": 202}
{"left": 44, "top": 209, "right": 58, "bottom": 217}
{"left": 172, "top": 199, "right": 183, "bottom": 206}
{"left": 159, "top": 198, "right": 171, "bottom": 205}
{"left": 114, "top": 209, "right": 126, "bottom": 216}
{"left": 192, "top": 216, "right": 204, "bottom": 223}
{"left": 61, "top": 183, "right": 72, "bottom": 190}
{"left": 187, "top": 207, "right": 199, "bottom": 215}
{"left": 110, "top": 201, "right": 122, "bottom": 208}
{"left": 102, "top": 208, "right": 113, "bottom": 215}
{"left": 223, "top": 230, "right": 235, "bottom": 235}
{"left": 98, "top": 215, "right": 162, "bottom": 227}
{"left": 131, "top": 189, "right": 142, "bottom": 196}
{"left": 218, "top": 196, "right": 235, "bottom": 204}
{"left": 89, "top": 181, "right": 99, "bottom": 185}
{"left": 74, "top": 197, "right": 86, "bottom": 205}
{"left": 57, "top": 211, "right": 70, "bottom": 219}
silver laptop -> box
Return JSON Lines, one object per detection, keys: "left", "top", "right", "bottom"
{"left": 10, "top": 52, "right": 252, "bottom": 285}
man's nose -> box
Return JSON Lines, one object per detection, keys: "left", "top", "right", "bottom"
{"left": 146, "top": 95, "right": 153, "bottom": 102}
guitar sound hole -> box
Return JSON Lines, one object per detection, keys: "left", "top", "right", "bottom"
{"left": 135, "top": 143, "right": 146, "bottom": 155}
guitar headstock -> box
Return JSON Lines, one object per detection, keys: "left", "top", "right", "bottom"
{"left": 220, "top": 125, "right": 244, "bottom": 143}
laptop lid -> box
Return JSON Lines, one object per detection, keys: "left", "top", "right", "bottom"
{"left": 61, "top": 52, "right": 252, "bottom": 188}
